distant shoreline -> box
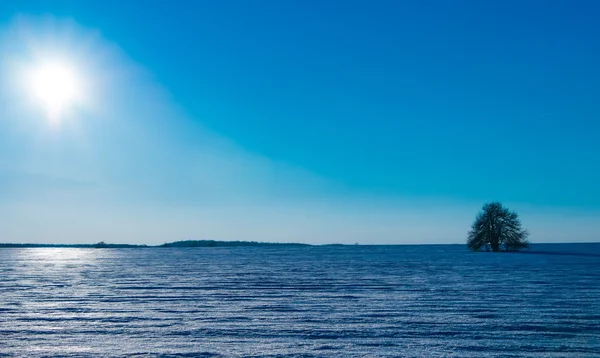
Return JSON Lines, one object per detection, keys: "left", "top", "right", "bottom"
{"left": 0, "top": 240, "right": 310, "bottom": 248}
{"left": 0, "top": 241, "right": 598, "bottom": 249}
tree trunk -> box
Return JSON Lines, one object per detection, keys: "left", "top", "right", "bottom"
{"left": 490, "top": 212, "right": 500, "bottom": 251}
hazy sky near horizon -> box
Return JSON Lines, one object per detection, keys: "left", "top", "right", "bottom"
{"left": 0, "top": 1, "right": 599, "bottom": 244}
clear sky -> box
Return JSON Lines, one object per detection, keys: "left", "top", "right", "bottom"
{"left": 0, "top": 1, "right": 599, "bottom": 244}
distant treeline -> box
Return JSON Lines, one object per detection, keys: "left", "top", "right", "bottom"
{"left": 160, "top": 240, "right": 309, "bottom": 247}
{"left": 0, "top": 240, "right": 308, "bottom": 248}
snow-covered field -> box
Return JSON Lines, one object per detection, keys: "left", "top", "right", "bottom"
{"left": 1, "top": 244, "right": 599, "bottom": 357}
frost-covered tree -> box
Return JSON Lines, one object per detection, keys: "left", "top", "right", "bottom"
{"left": 467, "top": 202, "right": 530, "bottom": 252}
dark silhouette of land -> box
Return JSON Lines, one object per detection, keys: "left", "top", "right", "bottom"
{"left": 160, "top": 240, "right": 309, "bottom": 247}
{"left": 0, "top": 240, "right": 309, "bottom": 248}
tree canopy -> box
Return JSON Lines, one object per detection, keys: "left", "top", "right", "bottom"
{"left": 467, "top": 202, "right": 530, "bottom": 252}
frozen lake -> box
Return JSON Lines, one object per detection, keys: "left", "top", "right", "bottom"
{"left": 1, "top": 244, "right": 599, "bottom": 357}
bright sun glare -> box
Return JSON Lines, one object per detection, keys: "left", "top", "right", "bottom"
{"left": 28, "top": 60, "right": 82, "bottom": 122}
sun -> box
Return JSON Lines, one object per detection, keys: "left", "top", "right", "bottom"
{"left": 28, "top": 60, "right": 82, "bottom": 122}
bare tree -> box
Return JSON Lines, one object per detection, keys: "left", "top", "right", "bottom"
{"left": 467, "top": 202, "right": 530, "bottom": 252}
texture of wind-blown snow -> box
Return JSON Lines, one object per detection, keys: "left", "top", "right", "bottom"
{"left": 1, "top": 244, "right": 599, "bottom": 357}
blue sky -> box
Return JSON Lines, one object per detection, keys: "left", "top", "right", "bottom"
{"left": 0, "top": 1, "right": 599, "bottom": 244}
